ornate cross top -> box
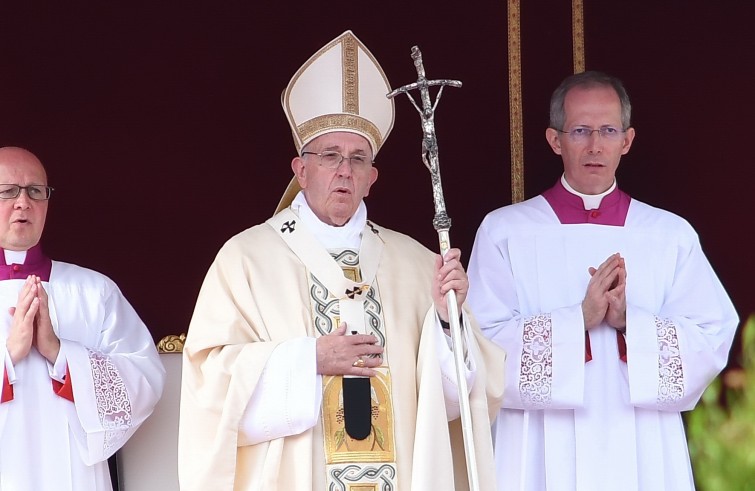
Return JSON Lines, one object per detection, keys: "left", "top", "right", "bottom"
{"left": 387, "top": 46, "right": 461, "bottom": 233}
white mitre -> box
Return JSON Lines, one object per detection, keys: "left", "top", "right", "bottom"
{"left": 275, "top": 30, "right": 394, "bottom": 214}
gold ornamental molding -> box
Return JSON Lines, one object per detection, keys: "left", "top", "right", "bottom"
{"left": 157, "top": 333, "right": 186, "bottom": 353}
{"left": 507, "top": 0, "right": 524, "bottom": 204}
{"left": 507, "top": 0, "right": 585, "bottom": 203}
{"left": 573, "top": 0, "right": 585, "bottom": 73}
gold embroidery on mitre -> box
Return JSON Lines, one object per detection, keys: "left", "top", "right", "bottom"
{"left": 342, "top": 34, "right": 359, "bottom": 114}
{"left": 297, "top": 114, "right": 382, "bottom": 151}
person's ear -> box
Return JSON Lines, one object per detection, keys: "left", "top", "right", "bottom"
{"left": 621, "top": 127, "right": 636, "bottom": 155}
{"left": 363, "top": 166, "right": 379, "bottom": 197}
{"left": 292, "top": 156, "right": 307, "bottom": 188}
{"left": 546, "top": 128, "right": 562, "bottom": 155}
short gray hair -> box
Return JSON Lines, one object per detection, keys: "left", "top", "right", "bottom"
{"left": 549, "top": 71, "right": 632, "bottom": 130}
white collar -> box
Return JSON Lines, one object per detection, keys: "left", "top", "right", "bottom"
{"left": 561, "top": 174, "right": 616, "bottom": 210}
{"left": 291, "top": 191, "right": 366, "bottom": 249}
{"left": 4, "top": 249, "right": 27, "bottom": 264}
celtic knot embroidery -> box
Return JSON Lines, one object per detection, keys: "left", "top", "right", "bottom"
{"left": 309, "top": 250, "right": 384, "bottom": 342}
{"left": 330, "top": 463, "right": 396, "bottom": 490}
{"left": 520, "top": 314, "right": 553, "bottom": 406}
{"left": 311, "top": 277, "right": 338, "bottom": 336}
{"left": 88, "top": 349, "right": 133, "bottom": 452}
{"left": 332, "top": 250, "right": 359, "bottom": 267}
{"left": 656, "top": 317, "right": 684, "bottom": 405}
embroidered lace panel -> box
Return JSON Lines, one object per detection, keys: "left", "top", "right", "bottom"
{"left": 89, "top": 349, "right": 133, "bottom": 452}
{"left": 656, "top": 317, "right": 684, "bottom": 405}
{"left": 520, "top": 313, "right": 553, "bottom": 406}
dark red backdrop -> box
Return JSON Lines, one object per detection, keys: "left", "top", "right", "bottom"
{"left": 1, "top": 2, "right": 752, "bottom": 351}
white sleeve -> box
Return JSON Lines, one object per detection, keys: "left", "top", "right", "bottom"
{"left": 626, "top": 233, "right": 738, "bottom": 412}
{"left": 55, "top": 280, "right": 166, "bottom": 465}
{"left": 2, "top": 346, "right": 16, "bottom": 384}
{"left": 467, "top": 217, "right": 586, "bottom": 410}
{"left": 238, "top": 337, "right": 322, "bottom": 445}
{"left": 436, "top": 311, "right": 477, "bottom": 420}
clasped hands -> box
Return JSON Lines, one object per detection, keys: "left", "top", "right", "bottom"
{"left": 6, "top": 275, "right": 60, "bottom": 364}
{"left": 582, "top": 253, "right": 627, "bottom": 332}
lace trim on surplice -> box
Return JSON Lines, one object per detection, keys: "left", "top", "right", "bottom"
{"left": 88, "top": 349, "right": 133, "bottom": 452}
{"left": 520, "top": 313, "right": 553, "bottom": 406}
{"left": 656, "top": 317, "right": 684, "bottom": 405}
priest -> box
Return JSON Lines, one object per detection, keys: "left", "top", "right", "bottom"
{"left": 467, "top": 71, "right": 739, "bottom": 490}
{"left": 0, "top": 146, "right": 165, "bottom": 490}
{"left": 178, "top": 31, "right": 504, "bottom": 491}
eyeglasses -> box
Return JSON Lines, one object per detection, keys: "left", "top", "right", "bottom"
{"left": 0, "top": 184, "right": 54, "bottom": 201}
{"left": 301, "top": 151, "right": 373, "bottom": 170}
{"left": 557, "top": 126, "right": 626, "bottom": 142}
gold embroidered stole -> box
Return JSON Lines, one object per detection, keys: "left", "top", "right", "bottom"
{"left": 267, "top": 209, "right": 399, "bottom": 490}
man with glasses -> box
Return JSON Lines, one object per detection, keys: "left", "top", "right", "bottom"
{"left": 0, "top": 146, "right": 165, "bottom": 490}
{"left": 179, "top": 31, "right": 504, "bottom": 491}
{"left": 466, "top": 71, "right": 738, "bottom": 490}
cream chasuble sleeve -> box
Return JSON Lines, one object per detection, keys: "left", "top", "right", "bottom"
{"left": 179, "top": 229, "right": 306, "bottom": 491}
{"left": 238, "top": 337, "right": 322, "bottom": 445}
{"left": 413, "top": 308, "right": 504, "bottom": 491}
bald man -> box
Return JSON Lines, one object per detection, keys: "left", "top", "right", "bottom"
{"left": 0, "top": 147, "right": 165, "bottom": 491}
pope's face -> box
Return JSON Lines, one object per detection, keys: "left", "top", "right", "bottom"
{"left": 0, "top": 148, "right": 49, "bottom": 251}
{"left": 546, "top": 85, "right": 635, "bottom": 194}
{"left": 292, "top": 132, "right": 378, "bottom": 226}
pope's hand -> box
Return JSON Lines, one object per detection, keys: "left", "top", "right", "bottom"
{"left": 433, "top": 248, "right": 467, "bottom": 323}
{"left": 315, "top": 323, "right": 383, "bottom": 376}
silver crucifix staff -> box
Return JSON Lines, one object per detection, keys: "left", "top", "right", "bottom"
{"left": 387, "top": 47, "right": 481, "bottom": 491}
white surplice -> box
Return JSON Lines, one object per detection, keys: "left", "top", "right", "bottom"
{"left": 467, "top": 194, "right": 738, "bottom": 491}
{"left": 0, "top": 260, "right": 165, "bottom": 491}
